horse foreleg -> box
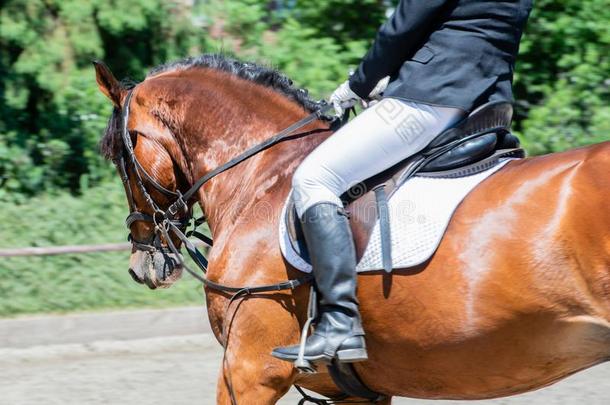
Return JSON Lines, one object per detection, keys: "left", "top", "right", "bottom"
{"left": 215, "top": 344, "right": 296, "bottom": 404}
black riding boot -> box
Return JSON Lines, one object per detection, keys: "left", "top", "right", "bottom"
{"left": 272, "top": 202, "right": 367, "bottom": 364}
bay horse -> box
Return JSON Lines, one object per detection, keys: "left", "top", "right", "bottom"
{"left": 95, "top": 55, "right": 610, "bottom": 404}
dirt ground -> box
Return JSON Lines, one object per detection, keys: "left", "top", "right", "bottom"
{"left": 1, "top": 308, "right": 609, "bottom": 405}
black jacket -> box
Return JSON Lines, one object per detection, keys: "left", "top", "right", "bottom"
{"left": 349, "top": 0, "right": 532, "bottom": 112}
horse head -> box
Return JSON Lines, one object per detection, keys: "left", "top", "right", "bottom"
{"left": 94, "top": 61, "right": 191, "bottom": 289}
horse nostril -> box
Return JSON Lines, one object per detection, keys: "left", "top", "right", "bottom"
{"left": 128, "top": 268, "right": 144, "bottom": 284}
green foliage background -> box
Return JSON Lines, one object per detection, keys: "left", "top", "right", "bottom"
{"left": 0, "top": 0, "right": 608, "bottom": 315}
{"left": 0, "top": 182, "right": 203, "bottom": 316}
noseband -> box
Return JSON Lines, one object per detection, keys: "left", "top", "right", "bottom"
{"left": 116, "top": 86, "right": 337, "bottom": 293}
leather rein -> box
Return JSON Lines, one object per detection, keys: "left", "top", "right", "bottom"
{"left": 117, "top": 88, "right": 336, "bottom": 294}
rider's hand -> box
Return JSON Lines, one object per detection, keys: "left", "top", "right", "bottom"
{"left": 329, "top": 81, "right": 361, "bottom": 117}
{"left": 330, "top": 77, "right": 390, "bottom": 114}
{"left": 362, "top": 76, "right": 390, "bottom": 108}
{"left": 368, "top": 76, "right": 390, "bottom": 100}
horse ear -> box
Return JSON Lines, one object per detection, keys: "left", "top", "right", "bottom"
{"left": 93, "top": 60, "right": 123, "bottom": 107}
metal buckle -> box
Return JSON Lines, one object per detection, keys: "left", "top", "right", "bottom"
{"left": 167, "top": 194, "right": 186, "bottom": 217}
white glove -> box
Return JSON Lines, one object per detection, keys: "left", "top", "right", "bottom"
{"left": 329, "top": 81, "right": 361, "bottom": 117}
{"left": 368, "top": 76, "right": 390, "bottom": 100}
{"left": 362, "top": 76, "right": 390, "bottom": 108}
{"left": 329, "top": 76, "right": 390, "bottom": 115}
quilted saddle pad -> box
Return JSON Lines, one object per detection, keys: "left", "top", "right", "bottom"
{"left": 279, "top": 159, "right": 511, "bottom": 273}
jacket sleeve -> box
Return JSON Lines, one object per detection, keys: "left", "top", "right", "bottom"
{"left": 349, "top": 0, "right": 448, "bottom": 99}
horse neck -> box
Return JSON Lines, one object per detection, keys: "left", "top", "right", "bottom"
{"left": 162, "top": 71, "right": 331, "bottom": 240}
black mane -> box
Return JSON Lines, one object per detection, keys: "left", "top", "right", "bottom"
{"left": 148, "top": 54, "right": 325, "bottom": 113}
{"left": 101, "top": 54, "right": 327, "bottom": 160}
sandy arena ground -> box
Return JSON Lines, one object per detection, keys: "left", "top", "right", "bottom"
{"left": 1, "top": 307, "right": 608, "bottom": 405}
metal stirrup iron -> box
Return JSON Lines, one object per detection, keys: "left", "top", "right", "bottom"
{"left": 295, "top": 286, "right": 319, "bottom": 373}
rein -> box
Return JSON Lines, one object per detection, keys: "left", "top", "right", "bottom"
{"left": 118, "top": 87, "right": 335, "bottom": 294}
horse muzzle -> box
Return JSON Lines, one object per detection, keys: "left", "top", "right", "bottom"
{"left": 128, "top": 250, "right": 183, "bottom": 289}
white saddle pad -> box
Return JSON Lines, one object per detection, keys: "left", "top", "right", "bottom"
{"left": 279, "top": 160, "right": 511, "bottom": 273}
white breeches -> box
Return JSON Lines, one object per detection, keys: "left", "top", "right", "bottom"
{"left": 292, "top": 98, "right": 464, "bottom": 218}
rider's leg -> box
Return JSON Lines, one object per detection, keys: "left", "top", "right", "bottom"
{"left": 272, "top": 98, "right": 464, "bottom": 364}
{"left": 293, "top": 98, "right": 465, "bottom": 217}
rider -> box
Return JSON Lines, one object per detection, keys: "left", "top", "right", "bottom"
{"left": 272, "top": 0, "right": 532, "bottom": 365}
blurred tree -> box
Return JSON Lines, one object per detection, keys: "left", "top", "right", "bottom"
{"left": 1, "top": 0, "right": 608, "bottom": 199}
{"left": 0, "top": 0, "right": 206, "bottom": 198}
{"left": 201, "top": 0, "right": 374, "bottom": 97}
{"left": 280, "top": 0, "right": 388, "bottom": 46}
{"left": 513, "top": 0, "right": 610, "bottom": 154}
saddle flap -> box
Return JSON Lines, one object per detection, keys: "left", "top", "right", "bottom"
{"left": 286, "top": 200, "right": 312, "bottom": 264}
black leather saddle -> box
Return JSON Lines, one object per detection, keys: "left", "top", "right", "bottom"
{"left": 418, "top": 100, "right": 522, "bottom": 173}
{"left": 373, "top": 100, "right": 523, "bottom": 201}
